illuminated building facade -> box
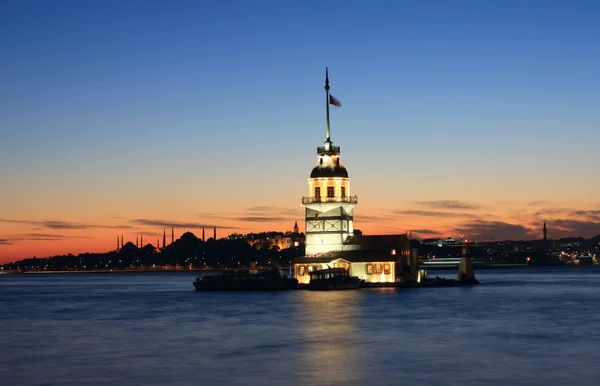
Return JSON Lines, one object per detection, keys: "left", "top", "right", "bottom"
{"left": 244, "top": 224, "right": 305, "bottom": 251}
{"left": 294, "top": 69, "right": 413, "bottom": 285}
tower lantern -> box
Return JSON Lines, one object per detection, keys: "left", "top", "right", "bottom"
{"left": 301, "top": 68, "right": 357, "bottom": 256}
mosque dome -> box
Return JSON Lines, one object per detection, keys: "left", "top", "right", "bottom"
{"left": 180, "top": 232, "right": 198, "bottom": 241}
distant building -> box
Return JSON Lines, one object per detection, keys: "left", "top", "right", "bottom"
{"left": 244, "top": 225, "right": 305, "bottom": 251}
{"left": 421, "top": 236, "right": 463, "bottom": 247}
{"left": 293, "top": 69, "right": 413, "bottom": 285}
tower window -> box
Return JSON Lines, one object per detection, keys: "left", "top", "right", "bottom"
{"left": 327, "top": 187, "right": 334, "bottom": 198}
{"left": 341, "top": 187, "right": 346, "bottom": 198}
{"left": 315, "top": 187, "right": 321, "bottom": 198}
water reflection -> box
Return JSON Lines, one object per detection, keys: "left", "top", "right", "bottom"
{"left": 292, "top": 291, "right": 362, "bottom": 386}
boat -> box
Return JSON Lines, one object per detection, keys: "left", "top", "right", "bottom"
{"left": 307, "top": 267, "right": 363, "bottom": 291}
{"left": 420, "top": 256, "right": 527, "bottom": 269}
{"left": 193, "top": 267, "right": 298, "bottom": 291}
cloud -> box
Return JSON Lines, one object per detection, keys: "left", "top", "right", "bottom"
{"left": 132, "top": 219, "right": 236, "bottom": 229}
{"left": 415, "top": 200, "right": 482, "bottom": 210}
{"left": 455, "top": 220, "right": 534, "bottom": 241}
{"left": 234, "top": 206, "right": 301, "bottom": 223}
{"left": 527, "top": 200, "right": 549, "bottom": 207}
{"left": 245, "top": 206, "right": 300, "bottom": 215}
{"left": 395, "top": 210, "right": 479, "bottom": 218}
{"left": 10, "top": 237, "right": 62, "bottom": 242}
{"left": 0, "top": 219, "right": 34, "bottom": 226}
{"left": 13, "top": 233, "right": 80, "bottom": 239}
{"left": 569, "top": 210, "right": 600, "bottom": 221}
{"left": 531, "top": 208, "right": 600, "bottom": 223}
{"left": 236, "top": 216, "right": 292, "bottom": 223}
{"left": 411, "top": 229, "right": 440, "bottom": 236}
{"left": 198, "top": 206, "right": 302, "bottom": 224}
{"left": 531, "top": 208, "right": 570, "bottom": 218}
{"left": 41, "top": 221, "right": 91, "bottom": 230}
{"left": 197, "top": 211, "right": 232, "bottom": 220}
{"left": 550, "top": 219, "right": 600, "bottom": 239}
{"left": 137, "top": 231, "right": 163, "bottom": 237}
{"left": 353, "top": 214, "right": 392, "bottom": 223}
{"left": 0, "top": 219, "right": 133, "bottom": 230}
{"left": 0, "top": 239, "right": 12, "bottom": 245}
{"left": 1, "top": 233, "right": 92, "bottom": 244}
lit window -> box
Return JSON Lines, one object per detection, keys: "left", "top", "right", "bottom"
{"left": 384, "top": 263, "right": 391, "bottom": 275}
{"left": 366, "top": 264, "right": 373, "bottom": 275}
{"left": 375, "top": 264, "right": 383, "bottom": 275}
{"left": 391, "top": 249, "right": 396, "bottom": 255}
{"left": 299, "top": 265, "right": 305, "bottom": 276}
{"left": 327, "top": 187, "right": 334, "bottom": 198}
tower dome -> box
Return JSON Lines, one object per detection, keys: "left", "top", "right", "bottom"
{"left": 310, "top": 155, "right": 349, "bottom": 178}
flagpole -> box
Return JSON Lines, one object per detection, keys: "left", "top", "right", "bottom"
{"left": 325, "top": 67, "right": 331, "bottom": 141}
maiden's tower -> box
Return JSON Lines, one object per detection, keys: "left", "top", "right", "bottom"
{"left": 293, "top": 69, "right": 415, "bottom": 285}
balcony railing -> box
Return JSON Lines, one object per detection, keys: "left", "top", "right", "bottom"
{"left": 302, "top": 195, "right": 358, "bottom": 204}
{"left": 317, "top": 145, "right": 341, "bottom": 154}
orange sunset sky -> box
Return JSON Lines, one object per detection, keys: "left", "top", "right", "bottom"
{"left": 2, "top": 166, "right": 600, "bottom": 264}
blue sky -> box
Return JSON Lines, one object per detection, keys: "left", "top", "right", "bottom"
{"left": 1, "top": 0, "right": 600, "bottom": 260}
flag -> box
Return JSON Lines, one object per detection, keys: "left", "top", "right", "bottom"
{"left": 329, "top": 94, "right": 341, "bottom": 107}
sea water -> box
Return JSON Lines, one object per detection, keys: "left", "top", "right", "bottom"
{"left": 1, "top": 268, "right": 599, "bottom": 386}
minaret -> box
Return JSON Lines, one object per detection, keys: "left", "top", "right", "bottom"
{"left": 302, "top": 67, "right": 356, "bottom": 256}
{"left": 116, "top": 235, "right": 119, "bottom": 252}
{"left": 213, "top": 226, "right": 217, "bottom": 240}
{"left": 543, "top": 221, "right": 547, "bottom": 241}
{"left": 157, "top": 238, "right": 160, "bottom": 249}
{"left": 163, "top": 229, "right": 166, "bottom": 249}
{"left": 171, "top": 227, "right": 174, "bottom": 244}
{"left": 136, "top": 235, "right": 139, "bottom": 248}
{"left": 293, "top": 221, "right": 299, "bottom": 234}
{"left": 121, "top": 234, "right": 123, "bottom": 250}
{"left": 202, "top": 227, "right": 205, "bottom": 242}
